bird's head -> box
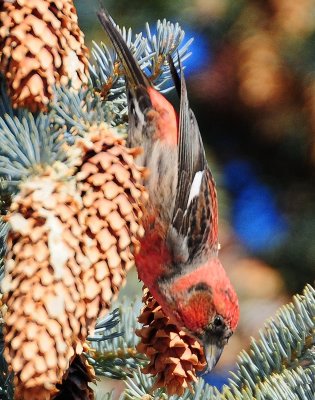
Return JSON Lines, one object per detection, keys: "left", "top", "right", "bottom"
{"left": 168, "top": 257, "right": 239, "bottom": 373}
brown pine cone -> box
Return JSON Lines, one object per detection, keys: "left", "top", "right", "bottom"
{"left": 136, "top": 288, "right": 206, "bottom": 396}
{"left": 54, "top": 346, "right": 95, "bottom": 400}
{"left": 74, "top": 124, "right": 148, "bottom": 323}
{"left": 0, "top": 293, "right": 7, "bottom": 324}
{"left": 2, "top": 167, "right": 90, "bottom": 400}
{"left": 0, "top": 0, "right": 89, "bottom": 111}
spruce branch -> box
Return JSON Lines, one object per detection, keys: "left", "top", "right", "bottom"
{"left": 143, "top": 19, "right": 193, "bottom": 91}
{"left": 0, "top": 180, "right": 12, "bottom": 216}
{"left": 0, "top": 321, "right": 13, "bottom": 400}
{"left": 51, "top": 86, "right": 125, "bottom": 140}
{"left": 0, "top": 110, "right": 67, "bottom": 181}
{"left": 225, "top": 284, "right": 314, "bottom": 396}
{"left": 89, "top": 18, "right": 193, "bottom": 108}
{"left": 0, "top": 250, "right": 12, "bottom": 399}
{"left": 87, "top": 299, "right": 147, "bottom": 380}
{"left": 0, "top": 220, "right": 8, "bottom": 282}
{"left": 0, "top": 82, "right": 67, "bottom": 182}
{"left": 122, "top": 371, "right": 215, "bottom": 400}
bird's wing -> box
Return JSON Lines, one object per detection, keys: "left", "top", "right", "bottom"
{"left": 168, "top": 57, "right": 219, "bottom": 263}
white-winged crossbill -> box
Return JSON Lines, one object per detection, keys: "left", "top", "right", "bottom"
{"left": 98, "top": 8, "right": 239, "bottom": 372}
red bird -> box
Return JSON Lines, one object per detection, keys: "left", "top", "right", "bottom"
{"left": 98, "top": 9, "right": 239, "bottom": 372}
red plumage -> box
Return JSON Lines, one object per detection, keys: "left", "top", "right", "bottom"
{"left": 147, "top": 87, "right": 178, "bottom": 145}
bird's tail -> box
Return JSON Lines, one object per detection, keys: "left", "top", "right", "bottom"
{"left": 97, "top": 8, "right": 149, "bottom": 89}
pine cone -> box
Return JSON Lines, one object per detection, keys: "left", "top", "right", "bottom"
{"left": 2, "top": 127, "right": 147, "bottom": 399}
{"left": 74, "top": 124, "right": 148, "bottom": 322}
{"left": 0, "top": 0, "right": 89, "bottom": 111}
{"left": 54, "top": 346, "right": 95, "bottom": 400}
{"left": 136, "top": 288, "right": 206, "bottom": 396}
{"left": 2, "top": 167, "right": 90, "bottom": 400}
{"left": 0, "top": 293, "right": 7, "bottom": 324}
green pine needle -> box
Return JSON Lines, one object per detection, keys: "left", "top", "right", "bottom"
{"left": 87, "top": 299, "right": 147, "bottom": 380}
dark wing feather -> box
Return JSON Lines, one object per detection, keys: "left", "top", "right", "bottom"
{"left": 97, "top": 8, "right": 150, "bottom": 89}
{"left": 168, "top": 57, "right": 218, "bottom": 263}
{"left": 97, "top": 8, "right": 153, "bottom": 146}
{"left": 167, "top": 54, "right": 181, "bottom": 96}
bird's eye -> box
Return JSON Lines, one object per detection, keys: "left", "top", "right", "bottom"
{"left": 213, "top": 315, "right": 224, "bottom": 327}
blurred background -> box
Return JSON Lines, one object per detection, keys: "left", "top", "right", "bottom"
{"left": 75, "top": 0, "right": 315, "bottom": 393}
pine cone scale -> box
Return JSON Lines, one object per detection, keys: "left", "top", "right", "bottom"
{"left": 136, "top": 288, "right": 206, "bottom": 396}
{"left": 0, "top": 0, "right": 89, "bottom": 111}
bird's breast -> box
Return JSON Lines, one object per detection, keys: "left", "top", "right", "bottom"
{"left": 135, "top": 219, "right": 171, "bottom": 289}
{"left": 142, "top": 141, "right": 177, "bottom": 225}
